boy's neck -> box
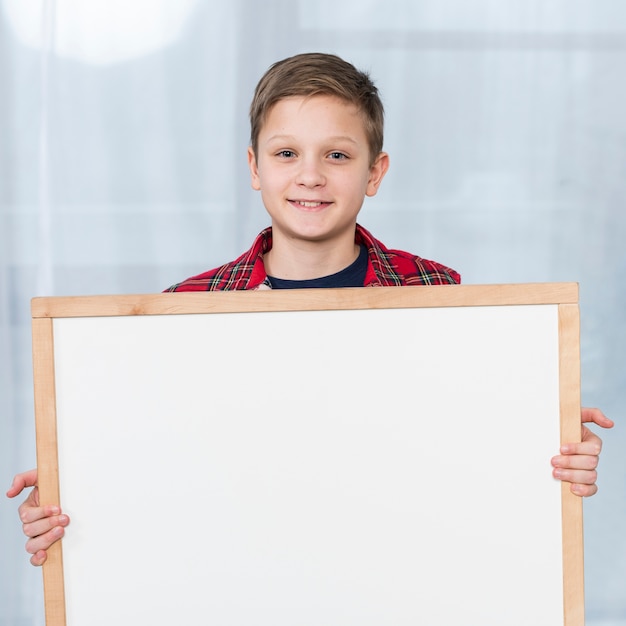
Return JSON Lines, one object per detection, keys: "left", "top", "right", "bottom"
{"left": 264, "top": 229, "right": 360, "bottom": 280}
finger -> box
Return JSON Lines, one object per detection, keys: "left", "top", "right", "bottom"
{"left": 6, "top": 469, "right": 38, "bottom": 499}
{"left": 25, "top": 523, "right": 68, "bottom": 556}
{"left": 18, "top": 496, "right": 64, "bottom": 527}
{"left": 570, "top": 482, "right": 598, "bottom": 498}
{"left": 30, "top": 550, "right": 48, "bottom": 567}
{"left": 552, "top": 453, "right": 599, "bottom": 471}
{"left": 559, "top": 427, "right": 602, "bottom": 456}
{"left": 552, "top": 467, "right": 598, "bottom": 487}
{"left": 23, "top": 513, "right": 70, "bottom": 540}
{"left": 581, "top": 407, "right": 614, "bottom": 429}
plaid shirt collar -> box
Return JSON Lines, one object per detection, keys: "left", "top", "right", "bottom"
{"left": 223, "top": 224, "right": 409, "bottom": 290}
{"left": 166, "top": 223, "right": 459, "bottom": 291}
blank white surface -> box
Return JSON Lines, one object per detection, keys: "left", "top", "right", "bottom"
{"left": 52, "top": 305, "right": 563, "bottom": 625}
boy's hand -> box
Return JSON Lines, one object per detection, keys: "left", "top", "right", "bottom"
{"left": 6, "top": 469, "right": 70, "bottom": 566}
{"left": 551, "top": 407, "right": 614, "bottom": 497}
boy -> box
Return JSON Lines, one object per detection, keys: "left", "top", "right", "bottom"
{"left": 7, "top": 52, "right": 613, "bottom": 565}
{"left": 165, "top": 53, "right": 459, "bottom": 292}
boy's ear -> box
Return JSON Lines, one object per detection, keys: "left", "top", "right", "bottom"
{"left": 248, "top": 146, "right": 261, "bottom": 190}
{"left": 366, "top": 152, "right": 390, "bottom": 197}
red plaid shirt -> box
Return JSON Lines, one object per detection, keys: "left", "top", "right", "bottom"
{"left": 165, "top": 224, "right": 460, "bottom": 291}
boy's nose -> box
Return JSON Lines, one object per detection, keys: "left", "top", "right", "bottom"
{"left": 295, "top": 159, "right": 326, "bottom": 187}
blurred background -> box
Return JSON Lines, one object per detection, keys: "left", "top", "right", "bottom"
{"left": 1, "top": 1, "right": 624, "bottom": 624}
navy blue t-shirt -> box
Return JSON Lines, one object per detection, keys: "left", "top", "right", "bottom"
{"left": 267, "top": 245, "right": 368, "bottom": 289}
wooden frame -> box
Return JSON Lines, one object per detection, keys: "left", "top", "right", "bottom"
{"left": 32, "top": 283, "right": 583, "bottom": 625}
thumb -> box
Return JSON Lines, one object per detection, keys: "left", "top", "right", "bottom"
{"left": 6, "top": 469, "right": 38, "bottom": 499}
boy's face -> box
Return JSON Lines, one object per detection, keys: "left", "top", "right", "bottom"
{"left": 248, "top": 95, "right": 388, "bottom": 249}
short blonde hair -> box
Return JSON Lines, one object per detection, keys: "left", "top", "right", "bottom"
{"left": 249, "top": 52, "right": 384, "bottom": 165}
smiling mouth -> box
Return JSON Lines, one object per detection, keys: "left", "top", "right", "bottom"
{"left": 290, "top": 200, "right": 332, "bottom": 209}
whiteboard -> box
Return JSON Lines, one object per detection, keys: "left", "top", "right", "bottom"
{"left": 31, "top": 284, "right": 583, "bottom": 626}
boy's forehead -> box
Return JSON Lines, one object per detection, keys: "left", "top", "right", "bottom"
{"left": 261, "top": 95, "right": 366, "bottom": 135}
{"left": 267, "top": 94, "right": 359, "bottom": 114}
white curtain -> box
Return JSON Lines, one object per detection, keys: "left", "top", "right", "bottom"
{"left": 1, "top": 1, "right": 625, "bottom": 624}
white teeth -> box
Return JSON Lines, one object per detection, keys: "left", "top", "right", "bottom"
{"left": 298, "top": 201, "right": 323, "bottom": 207}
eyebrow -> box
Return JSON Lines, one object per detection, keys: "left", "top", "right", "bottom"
{"left": 265, "top": 134, "right": 359, "bottom": 146}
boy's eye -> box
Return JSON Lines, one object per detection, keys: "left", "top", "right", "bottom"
{"left": 328, "top": 152, "right": 348, "bottom": 160}
{"left": 277, "top": 150, "right": 296, "bottom": 158}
